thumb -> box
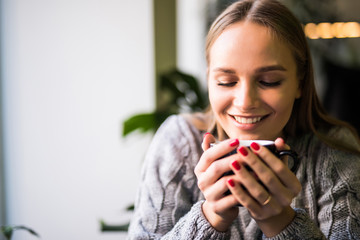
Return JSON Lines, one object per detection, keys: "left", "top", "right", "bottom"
{"left": 202, "top": 132, "right": 216, "bottom": 151}
{"left": 274, "top": 137, "right": 290, "bottom": 151}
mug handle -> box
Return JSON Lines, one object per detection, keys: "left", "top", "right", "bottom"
{"left": 277, "top": 150, "right": 299, "bottom": 173}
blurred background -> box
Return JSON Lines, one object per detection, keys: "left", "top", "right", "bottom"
{"left": 0, "top": 0, "right": 358, "bottom": 239}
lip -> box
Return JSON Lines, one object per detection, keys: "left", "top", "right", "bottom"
{"left": 229, "top": 114, "right": 270, "bottom": 130}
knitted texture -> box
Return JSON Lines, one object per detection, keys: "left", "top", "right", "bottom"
{"left": 127, "top": 115, "right": 360, "bottom": 239}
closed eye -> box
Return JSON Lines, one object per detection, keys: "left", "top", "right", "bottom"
{"left": 259, "top": 80, "right": 282, "bottom": 88}
{"left": 218, "top": 82, "right": 237, "bottom": 87}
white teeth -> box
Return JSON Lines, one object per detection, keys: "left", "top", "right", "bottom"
{"left": 234, "top": 116, "right": 262, "bottom": 124}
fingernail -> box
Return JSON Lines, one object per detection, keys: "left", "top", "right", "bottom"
{"left": 229, "top": 139, "right": 239, "bottom": 147}
{"left": 203, "top": 132, "right": 210, "bottom": 139}
{"left": 250, "top": 142, "right": 260, "bottom": 151}
{"left": 238, "top": 146, "right": 248, "bottom": 156}
{"left": 228, "top": 179, "right": 235, "bottom": 187}
{"left": 232, "top": 161, "right": 241, "bottom": 170}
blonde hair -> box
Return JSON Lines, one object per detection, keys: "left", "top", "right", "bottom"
{"left": 187, "top": 0, "right": 360, "bottom": 154}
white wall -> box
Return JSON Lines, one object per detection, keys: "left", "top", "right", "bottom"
{"left": 177, "top": 0, "right": 208, "bottom": 86}
{"left": 1, "top": 0, "right": 154, "bottom": 239}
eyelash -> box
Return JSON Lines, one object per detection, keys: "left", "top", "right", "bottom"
{"left": 217, "top": 80, "right": 282, "bottom": 88}
{"left": 217, "top": 82, "right": 237, "bottom": 87}
{"left": 259, "top": 80, "right": 282, "bottom": 87}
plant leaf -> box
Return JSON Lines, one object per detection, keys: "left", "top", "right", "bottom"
{"left": 13, "top": 226, "right": 40, "bottom": 238}
{"left": 100, "top": 220, "right": 130, "bottom": 232}
{"left": 122, "top": 111, "right": 173, "bottom": 137}
{"left": 122, "top": 113, "right": 157, "bottom": 136}
{"left": 126, "top": 204, "right": 134, "bottom": 211}
{"left": 1, "top": 226, "right": 13, "bottom": 239}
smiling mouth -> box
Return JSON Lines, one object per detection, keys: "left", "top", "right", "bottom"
{"left": 232, "top": 115, "right": 268, "bottom": 124}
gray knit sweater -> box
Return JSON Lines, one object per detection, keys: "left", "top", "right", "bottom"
{"left": 127, "top": 115, "right": 360, "bottom": 239}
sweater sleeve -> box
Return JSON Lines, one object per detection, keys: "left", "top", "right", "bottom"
{"left": 127, "top": 115, "right": 229, "bottom": 240}
{"left": 316, "top": 144, "right": 360, "bottom": 239}
{"left": 264, "top": 128, "right": 360, "bottom": 240}
{"left": 262, "top": 209, "right": 326, "bottom": 240}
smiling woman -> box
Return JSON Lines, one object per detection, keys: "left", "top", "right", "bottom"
{"left": 208, "top": 21, "right": 301, "bottom": 141}
{"left": 127, "top": 0, "right": 360, "bottom": 239}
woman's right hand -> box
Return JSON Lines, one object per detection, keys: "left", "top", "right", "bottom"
{"left": 194, "top": 133, "right": 240, "bottom": 232}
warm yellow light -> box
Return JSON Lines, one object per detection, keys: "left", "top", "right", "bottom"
{"left": 304, "top": 23, "right": 319, "bottom": 39}
{"left": 317, "top": 22, "right": 333, "bottom": 39}
{"left": 343, "top": 22, "right": 360, "bottom": 38}
{"left": 304, "top": 22, "right": 360, "bottom": 39}
{"left": 331, "top": 22, "right": 346, "bottom": 38}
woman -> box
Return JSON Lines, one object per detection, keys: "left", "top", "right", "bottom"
{"left": 128, "top": 0, "right": 360, "bottom": 239}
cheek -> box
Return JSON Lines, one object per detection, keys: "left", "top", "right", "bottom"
{"left": 208, "top": 84, "right": 227, "bottom": 113}
{"left": 267, "top": 92, "right": 296, "bottom": 121}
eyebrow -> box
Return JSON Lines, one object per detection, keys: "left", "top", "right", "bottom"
{"left": 213, "top": 67, "right": 237, "bottom": 74}
{"left": 255, "top": 65, "right": 287, "bottom": 73}
{"left": 213, "top": 65, "right": 287, "bottom": 74}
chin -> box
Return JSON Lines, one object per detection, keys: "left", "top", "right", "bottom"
{"left": 226, "top": 129, "right": 278, "bottom": 141}
{"left": 226, "top": 130, "right": 260, "bottom": 140}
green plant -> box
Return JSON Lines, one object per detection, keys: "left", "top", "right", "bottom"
{"left": 122, "top": 69, "right": 207, "bottom": 137}
{"left": 1, "top": 225, "right": 40, "bottom": 240}
{"left": 100, "top": 69, "right": 207, "bottom": 233}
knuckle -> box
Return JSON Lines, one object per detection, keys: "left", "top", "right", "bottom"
{"left": 242, "top": 200, "right": 255, "bottom": 211}
{"left": 218, "top": 176, "right": 227, "bottom": 185}
{"left": 197, "top": 179, "right": 206, "bottom": 191}
{"left": 262, "top": 175, "right": 276, "bottom": 186}
{"left": 194, "top": 166, "right": 200, "bottom": 176}
{"left": 274, "top": 163, "right": 287, "bottom": 175}
{"left": 209, "top": 162, "right": 221, "bottom": 175}
{"left": 247, "top": 157, "right": 258, "bottom": 167}
{"left": 253, "top": 189, "right": 267, "bottom": 201}
{"left": 293, "top": 182, "right": 302, "bottom": 195}
{"left": 213, "top": 204, "right": 222, "bottom": 215}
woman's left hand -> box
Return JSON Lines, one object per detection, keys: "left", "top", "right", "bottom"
{"left": 226, "top": 137, "right": 302, "bottom": 237}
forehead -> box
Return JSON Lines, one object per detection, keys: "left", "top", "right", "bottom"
{"left": 209, "top": 21, "right": 296, "bottom": 72}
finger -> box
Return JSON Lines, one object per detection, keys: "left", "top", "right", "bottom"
{"left": 238, "top": 145, "right": 292, "bottom": 205}
{"left": 196, "top": 138, "right": 239, "bottom": 174}
{"left": 227, "top": 177, "right": 284, "bottom": 221}
{"left": 202, "top": 132, "right": 216, "bottom": 151}
{"left": 274, "top": 137, "right": 290, "bottom": 151}
{"left": 201, "top": 175, "right": 234, "bottom": 201}
{"left": 197, "top": 154, "right": 238, "bottom": 193}
{"left": 255, "top": 140, "right": 301, "bottom": 194}
{"left": 205, "top": 194, "right": 240, "bottom": 215}
{"left": 215, "top": 195, "right": 240, "bottom": 212}
{"left": 249, "top": 144, "right": 301, "bottom": 205}
{"left": 229, "top": 159, "right": 270, "bottom": 206}
{"left": 274, "top": 137, "right": 291, "bottom": 172}
{"left": 226, "top": 177, "right": 262, "bottom": 212}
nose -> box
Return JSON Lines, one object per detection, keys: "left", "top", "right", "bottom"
{"left": 233, "top": 82, "right": 259, "bottom": 110}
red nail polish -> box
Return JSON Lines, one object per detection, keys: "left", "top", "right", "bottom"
{"left": 228, "top": 179, "right": 235, "bottom": 187}
{"left": 250, "top": 142, "right": 260, "bottom": 151}
{"left": 230, "top": 139, "right": 239, "bottom": 147}
{"left": 203, "top": 132, "right": 210, "bottom": 139}
{"left": 232, "top": 161, "right": 241, "bottom": 170}
{"left": 238, "top": 146, "right": 248, "bottom": 156}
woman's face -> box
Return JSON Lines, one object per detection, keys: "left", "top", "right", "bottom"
{"left": 208, "top": 21, "right": 301, "bottom": 140}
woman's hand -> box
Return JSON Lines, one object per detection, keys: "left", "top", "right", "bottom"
{"left": 194, "top": 133, "right": 241, "bottom": 232}
{"left": 226, "top": 138, "right": 302, "bottom": 237}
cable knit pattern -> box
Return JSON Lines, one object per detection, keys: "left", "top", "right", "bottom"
{"left": 127, "top": 115, "right": 360, "bottom": 239}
